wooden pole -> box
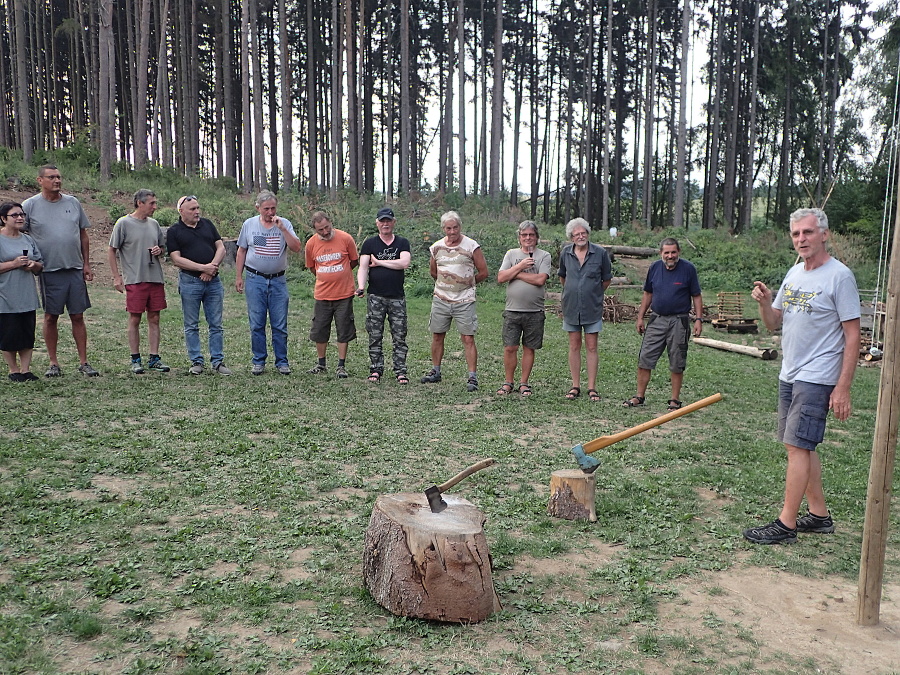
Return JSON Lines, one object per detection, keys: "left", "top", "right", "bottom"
{"left": 693, "top": 336, "right": 777, "bottom": 360}
{"left": 857, "top": 156, "right": 900, "bottom": 625}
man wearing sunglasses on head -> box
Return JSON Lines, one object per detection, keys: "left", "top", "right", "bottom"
{"left": 23, "top": 165, "right": 99, "bottom": 377}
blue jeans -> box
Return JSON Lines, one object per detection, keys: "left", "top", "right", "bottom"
{"left": 245, "top": 272, "right": 289, "bottom": 367}
{"left": 178, "top": 272, "right": 224, "bottom": 367}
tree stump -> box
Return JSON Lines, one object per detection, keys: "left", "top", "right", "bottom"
{"left": 363, "top": 492, "right": 501, "bottom": 623}
{"left": 548, "top": 469, "right": 597, "bottom": 522}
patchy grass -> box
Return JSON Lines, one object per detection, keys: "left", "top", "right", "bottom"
{"left": 0, "top": 265, "right": 896, "bottom": 674}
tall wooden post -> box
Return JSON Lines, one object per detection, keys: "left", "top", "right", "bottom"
{"left": 857, "top": 159, "right": 900, "bottom": 625}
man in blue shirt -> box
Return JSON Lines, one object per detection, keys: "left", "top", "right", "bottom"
{"left": 623, "top": 238, "right": 703, "bottom": 411}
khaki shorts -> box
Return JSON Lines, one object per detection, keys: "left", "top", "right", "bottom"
{"left": 502, "top": 310, "right": 544, "bottom": 349}
{"left": 310, "top": 297, "right": 356, "bottom": 343}
{"left": 638, "top": 314, "right": 690, "bottom": 373}
{"left": 428, "top": 297, "right": 477, "bottom": 335}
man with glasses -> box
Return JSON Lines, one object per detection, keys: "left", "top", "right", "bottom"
{"left": 107, "top": 189, "right": 171, "bottom": 375}
{"left": 166, "top": 195, "right": 231, "bottom": 375}
{"left": 23, "top": 165, "right": 99, "bottom": 377}
{"left": 495, "top": 221, "right": 550, "bottom": 397}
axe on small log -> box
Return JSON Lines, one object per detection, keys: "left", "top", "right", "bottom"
{"left": 573, "top": 393, "right": 723, "bottom": 473}
{"left": 425, "top": 458, "right": 496, "bottom": 513}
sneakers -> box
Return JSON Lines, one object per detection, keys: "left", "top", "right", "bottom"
{"left": 420, "top": 368, "right": 442, "bottom": 383}
{"left": 147, "top": 356, "right": 170, "bottom": 372}
{"left": 336, "top": 365, "right": 348, "bottom": 379}
{"left": 466, "top": 375, "right": 479, "bottom": 392}
{"left": 189, "top": 363, "right": 204, "bottom": 375}
{"left": 796, "top": 512, "right": 835, "bottom": 534}
{"left": 276, "top": 364, "right": 291, "bottom": 375}
{"left": 45, "top": 364, "right": 62, "bottom": 378}
{"left": 743, "top": 519, "right": 797, "bottom": 545}
{"left": 131, "top": 359, "right": 145, "bottom": 374}
{"left": 77, "top": 363, "right": 100, "bottom": 377}
{"left": 308, "top": 364, "right": 327, "bottom": 374}
{"left": 212, "top": 363, "right": 232, "bottom": 376}
{"left": 252, "top": 364, "right": 266, "bottom": 376}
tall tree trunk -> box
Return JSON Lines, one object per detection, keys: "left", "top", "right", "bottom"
{"left": 457, "top": 0, "right": 466, "bottom": 197}
{"left": 266, "top": 14, "right": 279, "bottom": 189}
{"left": 703, "top": 4, "right": 724, "bottom": 229}
{"left": 399, "top": 0, "right": 410, "bottom": 193}
{"left": 641, "top": 0, "right": 657, "bottom": 225}
{"left": 722, "top": 0, "right": 743, "bottom": 231}
{"left": 134, "top": 0, "right": 152, "bottom": 168}
{"left": 279, "top": 0, "right": 292, "bottom": 191}
{"left": 674, "top": 0, "right": 691, "bottom": 229}
{"left": 12, "top": 0, "right": 32, "bottom": 160}
{"left": 98, "top": 0, "right": 114, "bottom": 179}
{"left": 241, "top": 0, "right": 253, "bottom": 190}
{"left": 488, "top": 0, "right": 503, "bottom": 198}
{"left": 306, "top": 0, "right": 317, "bottom": 191}
{"left": 739, "top": 0, "right": 760, "bottom": 233}
{"left": 251, "top": 0, "right": 266, "bottom": 188}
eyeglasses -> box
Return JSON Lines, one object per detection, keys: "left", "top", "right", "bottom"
{"left": 4, "top": 212, "right": 26, "bottom": 219}
{"left": 177, "top": 195, "right": 198, "bottom": 210}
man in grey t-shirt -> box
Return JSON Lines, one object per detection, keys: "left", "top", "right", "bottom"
{"left": 743, "top": 208, "right": 861, "bottom": 545}
{"left": 495, "top": 221, "right": 550, "bottom": 397}
{"left": 23, "top": 165, "right": 99, "bottom": 377}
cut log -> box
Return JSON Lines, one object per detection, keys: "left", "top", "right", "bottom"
{"left": 602, "top": 245, "right": 659, "bottom": 257}
{"left": 548, "top": 470, "right": 597, "bottom": 522}
{"left": 362, "top": 492, "right": 500, "bottom": 623}
{"left": 693, "top": 336, "right": 777, "bottom": 360}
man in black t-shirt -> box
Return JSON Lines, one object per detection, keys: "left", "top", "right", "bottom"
{"left": 166, "top": 196, "right": 231, "bottom": 376}
{"left": 356, "top": 207, "right": 411, "bottom": 384}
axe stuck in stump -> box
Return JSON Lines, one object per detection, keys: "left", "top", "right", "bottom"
{"left": 425, "top": 458, "right": 496, "bottom": 512}
{"left": 572, "top": 393, "right": 723, "bottom": 473}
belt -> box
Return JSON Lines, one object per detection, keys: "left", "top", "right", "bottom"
{"left": 246, "top": 266, "right": 285, "bottom": 279}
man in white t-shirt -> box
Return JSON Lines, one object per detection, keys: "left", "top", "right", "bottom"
{"left": 420, "top": 211, "right": 488, "bottom": 392}
{"left": 743, "top": 208, "right": 860, "bottom": 545}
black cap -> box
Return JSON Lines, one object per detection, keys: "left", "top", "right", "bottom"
{"left": 376, "top": 207, "right": 395, "bottom": 221}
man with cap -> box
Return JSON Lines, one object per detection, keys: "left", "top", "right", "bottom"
{"left": 356, "top": 207, "right": 412, "bottom": 384}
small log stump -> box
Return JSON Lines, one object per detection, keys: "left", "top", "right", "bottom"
{"left": 548, "top": 469, "right": 597, "bottom": 522}
{"left": 363, "top": 492, "right": 501, "bottom": 623}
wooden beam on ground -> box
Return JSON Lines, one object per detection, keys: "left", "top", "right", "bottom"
{"left": 693, "top": 336, "right": 777, "bottom": 360}
{"left": 857, "top": 165, "right": 900, "bottom": 626}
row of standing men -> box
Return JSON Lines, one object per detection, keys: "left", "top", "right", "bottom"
{"left": 0, "top": 166, "right": 864, "bottom": 547}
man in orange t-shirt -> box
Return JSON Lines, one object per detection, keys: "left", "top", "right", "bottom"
{"left": 304, "top": 211, "right": 359, "bottom": 378}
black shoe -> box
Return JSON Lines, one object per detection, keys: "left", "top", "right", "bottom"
{"left": 21, "top": 372, "right": 39, "bottom": 381}
{"left": 743, "top": 519, "right": 797, "bottom": 545}
{"left": 796, "top": 512, "right": 835, "bottom": 534}
{"left": 8, "top": 373, "right": 24, "bottom": 382}
{"left": 466, "top": 375, "right": 479, "bottom": 392}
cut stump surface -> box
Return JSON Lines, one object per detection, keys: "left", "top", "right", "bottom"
{"left": 363, "top": 492, "right": 500, "bottom": 623}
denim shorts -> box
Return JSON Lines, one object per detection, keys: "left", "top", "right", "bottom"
{"left": 562, "top": 318, "right": 603, "bottom": 333}
{"left": 778, "top": 380, "right": 834, "bottom": 451}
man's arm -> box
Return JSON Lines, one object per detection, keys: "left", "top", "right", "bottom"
{"left": 429, "top": 255, "right": 437, "bottom": 280}
{"left": 473, "top": 248, "right": 489, "bottom": 283}
{"left": 830, "top": 318, "right": 861, "bottom": 421}
{"left": 277, "top": 219, "right": 302, "bottom": 253}
{"left": 169, "top": 250, "right": 219, "bottom": 277}
{"left": 636, "top": 290, "right": 652, "bottom": 334}
{"left": 370, "top": 251, "right": 411, "bottom": 270}
{"left": 80, "top": 228, "right": 93, "bottom": 281}
{"left": 692, "top": 293, "right": 704, "bottom": 337}
{"left": 356, "top": 254, "right": 371, "bottom": 293}
{"left": 751, "top": 280, "right": 783, "bottom": 331}
{"left": 107, "top": 246, "right": 124, "bottom": 293}
{"left": 235, "top": 246, "right": 247, "bottom": 293}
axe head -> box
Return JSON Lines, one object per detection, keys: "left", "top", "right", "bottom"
{"left": 572, "top": 444, "right": 600, "bottom": 474}
{"left": 424, "top": 485, "right": 447, "bottom": 513}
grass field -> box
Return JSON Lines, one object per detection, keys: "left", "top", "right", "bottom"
{"left": 0, "top": 263, "right": 896, "bottom": 674}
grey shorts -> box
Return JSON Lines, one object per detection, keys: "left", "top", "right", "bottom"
{"left": 638, "top": 314, "right": 690, "bottom": 373}
{"left": 428, "top": 297, "right": 477, "bottom": 335}
{"left": 39, "top": 269, "right": 91, "bottom": 316}
{"left": 502, "top": 311, "right": 544, "bottom": 350}
{"left": 778, "top": 380, "right": 833, "bottom": 451}
{"left": 310, "top": 297, "right": 356, "bottom": 344}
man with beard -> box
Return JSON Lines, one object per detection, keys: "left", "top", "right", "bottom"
{"left": 623, "top": 237, "right": 703, "bottom": 411}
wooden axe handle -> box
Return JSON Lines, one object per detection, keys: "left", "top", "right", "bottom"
{"left": 583, "top": 393, "right": 723, "bottom": 455}
{"left": 437, "top": 458, "right": 496, "bottom": 493}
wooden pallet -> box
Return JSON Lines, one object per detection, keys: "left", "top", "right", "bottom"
{"left": 716, "top": 292, "right": 745, "bottom": 321}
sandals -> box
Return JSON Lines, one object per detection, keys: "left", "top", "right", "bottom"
{"left": 496, "top": 382, "right": 514, "bottom": 396}
{"left": 667, "top": 399, "right": 683, "bottom": 411}
{"left": 367, "top": 372, "right": 381, "bottom": 383}
{"left": 565, "top": 387, "right": 581, "bottom": 400}
{"left": 623, "top": 396, "right": 645, "bottom": 407}
{"left": 518, "top": 383, "right": 533, "bottom": 397}
{"left": 588, "top": 389, "right": 601, "bottom": 403}
{"left": 396, "top": 374, "right": 409, "bottom": 385}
